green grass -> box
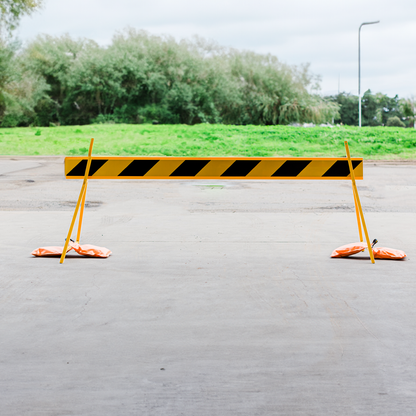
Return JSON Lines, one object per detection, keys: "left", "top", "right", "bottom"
{"left": 0, "top": 124, "right": 415, "bottom": 159}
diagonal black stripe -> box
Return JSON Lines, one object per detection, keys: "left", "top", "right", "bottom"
{"left": 272, "top": 160, "right": 311, "bottom": 177}
{"left": 170, "top": 160, "right": 209, "bottom": 177}
{"left": 322, "top": 160, "right": 361, "bottom": 177}
{"left": 118, "top": 159, "right": 159, "bottom": 177}
{"left": 221, "top": 160, "right": 260, "bottom": 177}
{"left": 67, "top": 159, "right": 107, "bottom": 177}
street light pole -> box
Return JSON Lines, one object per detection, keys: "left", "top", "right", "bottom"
{"left": 358, "top": 20, "right": 380, "bottom": 127}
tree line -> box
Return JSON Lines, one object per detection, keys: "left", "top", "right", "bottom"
{"left": 0, "top": 29, "right": 342, "bottom": 127}
{"left": 0, "top": 0, "right": 414, "bottom": 128}
{"left": 326, "top": 91, "right": 415, "bottom": 128}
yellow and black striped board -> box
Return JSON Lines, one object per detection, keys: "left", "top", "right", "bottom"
{"left": 65, "top": 157, "right": 363, "bottom": 180}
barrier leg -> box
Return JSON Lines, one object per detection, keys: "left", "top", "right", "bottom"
{"left": 60, "top": 139, "right": 94, "bottom": 264}
{"left": 345, "top": 141, "right": 375, "bottom": 264}
{"left": 353, "top": 188, "right": 363, "bottom": 242}
{"left": 76, "top": 180, "right": 88, "bottom": 243}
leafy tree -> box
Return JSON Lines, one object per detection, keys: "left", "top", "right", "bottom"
{"left": 361, "top": 90, "right": 380, "bottom": 126}
{"left": 386, "top": 116, "right": 405, "bottom": 127}
{"left": 327, "top": 92, "right": 358, "bottom": 125}
{"left": 326, "top": 90, "right": 407, "bottom": 127}
{"left": 377, "top": 93, "right": 405, "bottom": 125}
{"left": 0, "top": 0, "right": 43, "bottom": 35}
{"left": 0, "top": 42, "right": 49, "bottom": 127}
{"left": 0, "top": 0, "right": 45, "bottom": 125}
{"left": 23, "top": 34, "right": 99, "bottom": 125}
{"left": 0, "top": 40, "right": 15, "bottom": 117}
{"left": 400, "top": 96, "right": 415, "bottom": 128}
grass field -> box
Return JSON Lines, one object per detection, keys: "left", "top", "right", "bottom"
{"left": 0, "top": 124, "right": 415, "bottom": 159}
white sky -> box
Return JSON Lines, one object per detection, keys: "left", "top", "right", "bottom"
{"left": 17, "top": 0, "right": 416, "bottom": 98}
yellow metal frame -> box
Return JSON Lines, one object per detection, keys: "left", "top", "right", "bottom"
{"left": 345, "top": 141, "right": 375, "bottom": 264}
{"left": 353, "top": 190, "right": 363, "bottom": 242}
{"left": 60, "top": 139, "right": 94, "bottom": 264}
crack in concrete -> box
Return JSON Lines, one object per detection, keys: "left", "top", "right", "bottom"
{"left": 293, "top": 290, "right": 308, "bottom": 308}
{"left": 77, "top": 272, "right": 101, "bottom": 318}
{"left": 328, "top": 291, "right": 384, "bottom": 345}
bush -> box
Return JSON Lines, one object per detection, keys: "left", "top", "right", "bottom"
{"left": 326, "top": 90, "right": 406, "bottom": 126}
{"left": 386, "top": 116, "right": 405, "bottom": 128}
{"left": 137, "top": 104, "right": 179, "bottom": 124}
{"left": 2, "top": 30, "right": 339, "bottom": 126}
{"left": 0, "top": 40, "right": 50, "bottom": 127}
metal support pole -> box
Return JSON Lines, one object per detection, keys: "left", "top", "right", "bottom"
{"left": 358, "top": 25, "right": 361, "bottom": 128}
{"left": 76, "top": 179, "right": 88, "bottom": 243}
{"left": 353, "top": 189, "right": 363, "bottom": 242}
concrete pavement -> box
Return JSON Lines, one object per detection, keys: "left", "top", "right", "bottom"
{"left": 0, "top": 157, "right": 415, "bottom": 415}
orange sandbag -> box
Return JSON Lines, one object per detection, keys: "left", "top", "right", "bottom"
{"left": 69, "top": 241, "right": 111, "bottom": 258}
{"left": 331, "top": 242, "right": 367, "bottom": 258}
{"left": 31, "top": 245, "right": 73, "bottom": 257}
{"left": 373, "top": 247, "right": 406, "bottom": 260}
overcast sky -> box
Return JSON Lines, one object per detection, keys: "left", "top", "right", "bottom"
{"left": 17, "top": 0, "right": 416, "bottom": 98}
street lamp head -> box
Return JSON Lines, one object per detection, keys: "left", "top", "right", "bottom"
{"left": 360, "top": 21, "right": 380, "bottom": 28}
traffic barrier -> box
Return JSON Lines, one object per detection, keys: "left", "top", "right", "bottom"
{"left": 53, "top": 139, "right": 376, "bottom": 264}
{"left": 65, "top": 156, "right": 363, "bottom": 180}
